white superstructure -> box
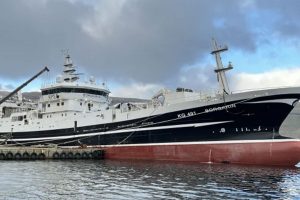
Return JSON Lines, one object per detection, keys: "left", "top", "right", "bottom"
{"left": 39, "top": 55, "right": 110, "bottom": 114}
{"left": 0, "top": 55, "right": 111, "bottom": 134}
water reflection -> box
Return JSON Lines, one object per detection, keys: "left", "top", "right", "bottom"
{"left": 0, "top": 160, "right": 299, "bottom": 199}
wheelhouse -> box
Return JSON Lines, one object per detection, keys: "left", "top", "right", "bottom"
{"left": 41, "top": 87, "right": 109, "bottom": 97}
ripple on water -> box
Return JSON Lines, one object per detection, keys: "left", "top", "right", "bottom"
{"left": 0, "top": 160, "right": 299, "bottom": 199}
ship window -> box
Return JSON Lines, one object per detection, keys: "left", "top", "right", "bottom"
{"left": 57, "top": 103, "right": 60, "bottom": 106}
{"left": 80, "top": 102, "right": 82, "bottom": 106}
{"left": 61, "top": 102, "right": 64, "bottom": 106}
{"left": 42, "top": 87, "right": 109, "bottom": 96}
{"left": 48, "top": 104, "right": 50, "bottom": 107}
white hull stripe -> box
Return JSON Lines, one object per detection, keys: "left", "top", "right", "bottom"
{"left": 36, "top": 139, "right": 300, "bottom": 148}
{"left": 99, "top": 139, "right": 300, "bottom": 147}
{"left": 245, "top": 98, "right": 297, "bottom": 105}
{"left": 0, "top": 121, "right": 233, "bottom": 142}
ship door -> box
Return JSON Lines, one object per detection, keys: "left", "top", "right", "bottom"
{"left": 112, "top": 109, "right": 116, "bottom": 121}
{"left": 74, "top": 121, "right": 77, "bottom": 133}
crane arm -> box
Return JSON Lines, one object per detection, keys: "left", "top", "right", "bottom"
{"left": 0, "top": 66, "right": 49, "bottom": 105}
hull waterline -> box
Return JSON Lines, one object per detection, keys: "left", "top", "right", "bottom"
{"left": 101, "top": 140, "right": 300, "bottom": 166}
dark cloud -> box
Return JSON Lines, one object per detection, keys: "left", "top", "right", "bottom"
{"left": 0, "top": 0, "right": 299, "bottom": 90}
{"left": 256, "top": 0, "right": 300, "bottom": 40}
{"left": 78, "top": 0, "right": 256, "bottom": 83}
{"left": 0, "top": 0, "right": 93, "bottom": 78}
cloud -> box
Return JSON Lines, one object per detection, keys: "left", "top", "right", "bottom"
{"left": 111, "top": 82, "right": 163, "bottom": 99}
{"left": 255, "top": 0, "right": 300, "bottom": 40}
{"left": 231, "top": 68, "right": 300, "bottom": 91}
{"left": 0, "top": 0, "right": 300, "bottom": 93}
{"left": 0, "top": 0, "right": 93, "bottom": 78}
{"left": 175, "top": 64, "right": 218, "bottom": 91}
{"left": 0, "top": 0, "right": 256, "bottom": 83}
{"left": 79, "top": 0, "right": 257, "bottom": 83}
{"left": 0, "top": 83, "right": 15, "bottom": 91}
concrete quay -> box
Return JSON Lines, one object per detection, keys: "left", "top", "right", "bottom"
{"left": 0, "top": 146, "right": 104, "bottom": 160}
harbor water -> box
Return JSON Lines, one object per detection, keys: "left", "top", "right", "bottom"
{"left": 0, "top": 160, "right": 299, "bottom": 200}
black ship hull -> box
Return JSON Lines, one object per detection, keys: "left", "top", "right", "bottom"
{"left": 1, "top": 94, "right": 298, "bottom": 145}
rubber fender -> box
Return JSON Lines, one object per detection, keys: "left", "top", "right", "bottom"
{"left": 52, "top": 152, "right": 60, "bottom": 159}
{"left": 0, "top": 153, "right": 5, "bottom": 160}
{"left": 22, "top": 152, "right": 30, "bottom": 160}
{"left": 92, "top": 150, "right": 103, "bottom": 159}
{"left": 6, "top": 152, "right": 13, "bottom": 160}
{"left": 38, "top": 153, "right": 46, "bottom": 160}
{"left": 14, "top": 153, "right": 22, "bottom": 160}
{"left": 67, "top": 152, "right": 74, "bottom": 159}
{"left": 60, "top": 152, "right": 67, "bottom": 159}
{"left": 81, "top": 152, "right": 89, "bottom": 159}
{"left": 74, "top": 152, "right": 82, "bottom": 159}
{"left": 31, "top": 152, "right": 37, "bottom": 160}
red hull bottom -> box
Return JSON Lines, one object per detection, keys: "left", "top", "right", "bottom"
{"left": 101, "top": 140, "right": 300, "bottom": 166}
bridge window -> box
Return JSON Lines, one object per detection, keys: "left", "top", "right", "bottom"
{"left": 42, "top": 88, "right": 109, "bottom": 96}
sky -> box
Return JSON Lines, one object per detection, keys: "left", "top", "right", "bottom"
{"left": 1, "top": 0, "right": 300, "bottom": 98}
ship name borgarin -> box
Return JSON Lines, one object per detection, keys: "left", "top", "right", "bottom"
{"left": 205, "top": 104, "right": 236, "bottom": 113}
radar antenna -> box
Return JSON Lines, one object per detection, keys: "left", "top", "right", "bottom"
{"left": 61, "top": 53, "right": 80, "bottom": 82}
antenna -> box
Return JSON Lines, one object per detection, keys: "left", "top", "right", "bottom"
{"left": 59, "top": 52, "right": 82, "bottom": 83}
{"left": 61, "top": 49, "right": 69, "bottom": 57}
{"left": 211, "top": 38, "right": 233, "bottom": 95}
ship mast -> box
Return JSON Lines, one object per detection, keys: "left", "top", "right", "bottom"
{"left": 211, "top": 39, "right": 233, "bottom": 95}
{"left": 63, "top": 54, "right": 79, "bottom": 82}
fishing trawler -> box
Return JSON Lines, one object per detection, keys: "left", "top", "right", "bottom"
{"left": 0, "top": 40, "right": 300, "bottom": 166}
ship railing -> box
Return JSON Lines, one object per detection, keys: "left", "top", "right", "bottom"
{"left": 41, "top": 81, "right": 55, "bottom": 89}
{"left": 41, "top": 79, "right": 108, "bottom": 89}
{"left": 149, "top": 88, "right": 221, "bottom": 108}
{"left": 231, "top": 86, "right": 295, "bottom": 94}
{"left": 8, "top": 108, "right": 32, "bottom": 116}
{"left": 199, "top": 89, "right": 220, "bottom": 101}
{"left": 173, "top": 88, "right": 220, "bottom": 103}
{"left": 129, "top": 103, "right": 148, "bottom": 111}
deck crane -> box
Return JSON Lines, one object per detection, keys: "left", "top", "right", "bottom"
{"left": 0, "top": 66, "right": 49, "bottom": 105}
